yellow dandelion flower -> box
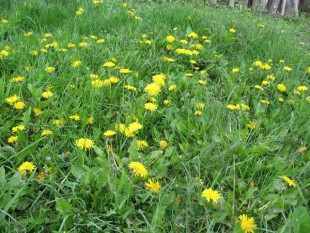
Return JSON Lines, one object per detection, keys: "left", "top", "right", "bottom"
{"left": 37, "top": 170, "right": 45, "bottom": 180}
{"left": 76, "top": 7, "right": 84, "bottom": 15}
{"left": 179, "top": 39, "right": 188, "bottom": 44}
{"left": 144, "top": 102, "right": 157, "bottom": 111}
{"left": 103, "top": 130, "right": 117, "bottom": 137}
{"left": 162, "top": 56, "right": 174, "bottom": 62}
{"left": 5, "top": 95, "right": 20, "bottom": 105}
{"left": 8, "top": 136, "right": 18, "bottom": 144}
{"left": 42, "top": 91, "right": 53, "bottom": 99}
{"left": 87, "top": 117, "right": 94, "bottom": 125}
{"left": 232, "top": 68, "right": 239, "bottom": 73}
{"left": 10, "top": 76, "right": 25, "bottom": 83}
{"left": 96, "top": 39, "right": 105, "bottom": 44}
{"left": 281, "top": 175, "right": 296, "bottom": 187}
{"left": 91, "top": 79, "right": 104, "bottom": 88}
{"left": 76, "top": 138, "right": 94, "bottom": 150}
{"left": 163, "top": 99, "right": 171, "bottom": 105}
{"left": 253, "top": 60, "right": 263, "bottom": 67}
{"left": 196, "top": 102, "right": 205, "bottom": 109}
{"left": 201, "top": 188, "right": 221, "bottom": 203}
{"left": 42, "top": 130, "right": 53, "bottom": 136}
{"left": 246, "top": 121, "right": 257, "bottom": 129}
{"left": 160, "top": 140, "right": 168, "bottom": 149}
{"left": 137, "top": 140, "right": 148, "bottom": 150}
{"left": 12, "top": 125, "right": 25, "bottom": 132}
{"left": 69, "top": 114, "right": 80, "bottom": 121}
{"left": 145, "top": 178, "right": 160, "bottom": 192}
{"left": 79, "top": 42, "right": 88, "bottom": 47}
{"left": 152, "top": 74, "right": 166, "bottom": 86}
{"left": 72, "top": 60, "right": 82, "bottom": 68}
{"left": 13, "top": 101, "right": 25, "bottom": 110}
{"left": 119, "top": 68, "right": 131, "bottom": 74}
{"left": 166, "top": 44, "right": 174, "bottom": 50}
{"left": 103, "top": 61, "right": 115, "bottom": 67}
{"left": 260, "top": 63, "right": 271, "bottom": 70}
{"left": 261, "top": 80, "right": 270, "bottom": 86}
{"left": 18, "top": 161, "right": 36, "bottom": 175}
{"left": 168, "top": 84, "right": 176, "bottom": 91}
{"left": 297, "top": 86, "right": 308, "bottom": 92}
{"left": 124, "top": 85, "right": 137, "bottom": 91}
{"left": 187, "top": 32, "right": 198, "bottom": 38}
{"left": 239, "top": 214, "right": 257, "bottom": 233}
{"left": 166, "top": 35, "right": 175, "bottom": 42}
{"left": 109, "top": 76, "right": 119, "bottom": 84}
{"left": 128, "top": 162, "right": 148, "bottom": 177}
{"left": 194, "top": 111, "right": 202, "bottom": 116}
{"left": 260, "top": 100, "right": 270, "bottom": 105}
{"left": 277, "top": 84, "right": 286, "bottom": 92}
{"left": 67, "top": 43, "right": 76, "bottom": 48}
{"left": 278, "top": 97, "right": 285, "bottom": 103}
{"left": 229, "top": 28, "right": 236, "bottom": 33}
{"left": 198, "top": 80, "right": 206, "bottom": 85}
{"left": 144, "top": 83, "right": 161, "bottom": 97}
{"left": 45, "top": 66, "right": 55, "bottom": 73}
{"left": 52, "top": 119, "right": 65, "bottom": 126}
{"left": 284, "top": 66, "right": 292, "bottom": 72}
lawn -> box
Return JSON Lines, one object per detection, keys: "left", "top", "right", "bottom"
{"left": 0, "top": 0, "right": 309, "bottom": 232}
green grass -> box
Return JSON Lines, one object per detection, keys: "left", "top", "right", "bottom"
{"left": 0, "top": 0, "right": 309, "bottom": 232}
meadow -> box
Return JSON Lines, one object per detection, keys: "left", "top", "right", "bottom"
{"left": 0, "top": 0, "right": 309, "bottom": 232}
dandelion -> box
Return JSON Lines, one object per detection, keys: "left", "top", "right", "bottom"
{"left": 96, "top": 39, "right": 105, "bottom": 44}
{"left": 284, "top": 66, "right": 292, "bottom": 72}
{"left": 281, "top": 175, "right": 296, "bottom": 187}
{"left": 67, "top": 43, "right": 76, "bottom": 48}
{"left": 91, "top": 79, "right": 104, "bottom": 88}
{"left": 103, "top": 61, "right": 115, "bottom": 67}
{"left": 144, "top": 83, "right": 161, "bottom": 97}
{"left": 103, "top": 130, "right": 117, "bottom": 137}
{"left": 229, "top": 28, "right": 236, "bottom": 33}
{"left": 72, "top": 60, "right": 82, "bottom": 68}
{"left": 232, "top": 68, "right": 239, "bottom": 73}
{"left": 12, "top": 125, "right": 25, "bottom": 132}
{"left": 5, "top": 95, "right": 20, "bottom": 105}
{"left": 279, "top": 59, "right": 285, "bottom": 63}
{"left": 198, "top": 80, "right": 206, "bottom": 85}
{"left": 137, "top": 140, "right": 148, "bottom": 150}
{"left": 45, "top": 66, "right": 55, "bottom": 73}
{"left": 260, "top": 63, "right": 271, "bottom": 70}
{"left": 196, "top": 102, "right": 205, "bottom": 109}
{"left": 128, "top": 162, "right": 148, "bottom": 177}
{"left": 168, "top": 85, "right": 176, "bottom": 91}
{"left": 109, "top": 76, "right": 119, "bottom": 84}
{"left": 145, "top": 178, "right": 160, "bottom": 192}
{"left": 179, "top": 39, "right": 188, "bottom": 44}
{"left": 201, "top": 188, "right": 221, "bottom": 203}
{"left": 246, "top": 122, "right": 257, "bottom": 129}
{"left": 163, "top": 99, "right": 171, "bottom": 105}
{"left": 260, "top": 100, "right": 270, "bottom": 105}
{"left": 37, "top": 170, "right": 45, "bottom": 180}
{"left": 69, "top": 114, "right": 80, "bottom": 121}
{"left": 42, "top": 91, "right": 53, "bottom": 99}
{"left": 119, "top": 68, "right": 131, "bottom": 74}
{"left": 18, "top": 161, "right": 36, "bottom": 175}
{"left": 152, "top": 74, "right": 166, "bottom": 86}
{"left": 160, "top": 140, "right": 168, "bottom": 149}
{"left": 76, "top": 138, "right": 95, "bottom": 150}
{"left": 79, "top": 42, "right": 88, "bottom": 47}
{"left": 10, "top": 76, "right": 25, "bottom": 83}
{"left": 278, "top": 97, "right": 285, "bottom": 103}
{"left": 76, "top": 7, "right": 84, "bottom": 15}
{"left": 52, "top": 119, "right": 65, "bottom": 127}
{"left": 255, "top": 85, "right": 264, "bottom": 91}
{"left": 261, "top": 80, "right": 270, "bottom": 86}
{"left": 127, "top": 122, "right": 143, "bottom": 133}
{"left": 239, "top": 214, "right": 257, "bottom": 233}
{"left": 253, "top": 61, "right": 262, "bottom": 67}
{"left": 42, "top": 130, "right": 53, "bottom": 136}
{"left": 194, "top": 111, "right": 202, "bottom": 116}
{"left": 144, "top": 103, "right": 157, "bottom": 111}
{"left": 277, "top": 84, "right": 286, "bottom": 92}
{"left": 162, "top": 56, "right": 174, "bottom": 62}
{"left": 13, "top": 101, "right": 25, "bottom": 110}
{"left": 93, "top": 0, "right": 103, "bottom": 6}
{"left": 187, "top": 32, "right": 198, "bottom": 38}
{"left": 166, "top": 35, "right": 175, "bottom": 42}
{"left": 8, "top": 136, "right": 18, "bottom": 144}
{"left": 267, "top": 74, "right": 276, "bottom": 81}
{"left": 123, "top": 2, "right": 128, "bottom": 8}
{"left": 87, "top": 117, "right": 94, "bottom": 125}
{"left": 124, "top": 85, "right": 137, "bottom": 91}
{"left": 297, "top": 86, "right": 308, "bottom": 92}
